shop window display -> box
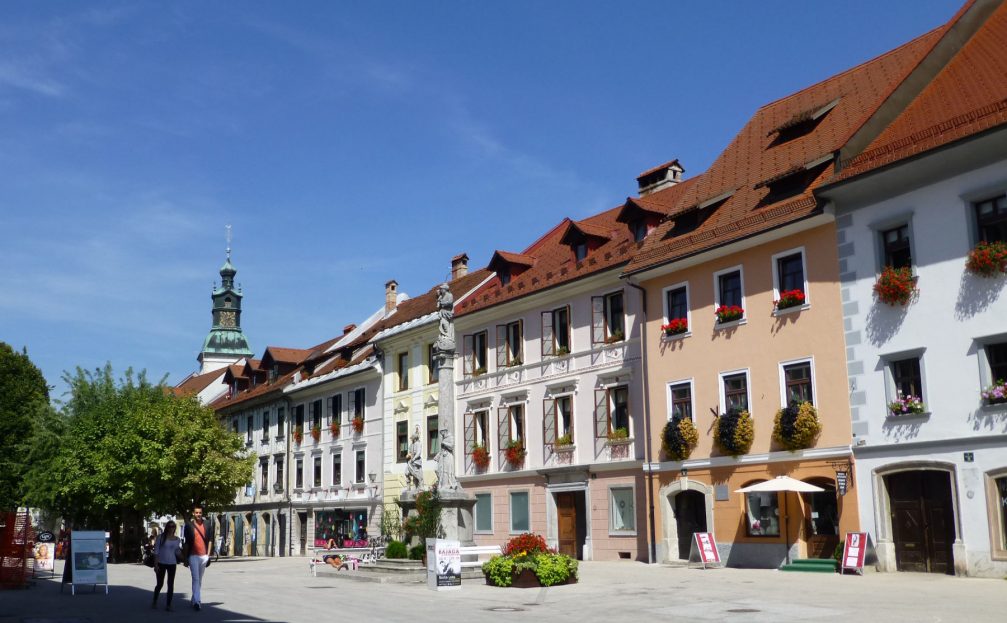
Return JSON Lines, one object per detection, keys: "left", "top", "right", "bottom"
{"left": 745, "top": 491, "right": 780, "bottom": 536}
{"left": 314, "top": 509, "right": 369, "bottom": 548}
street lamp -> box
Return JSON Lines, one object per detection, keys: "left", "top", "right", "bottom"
{"left": 368, "top": 472, "right": 378, "bottom": 498}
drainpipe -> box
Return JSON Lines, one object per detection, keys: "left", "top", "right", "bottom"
{"left": 624, "top": 278, "right": 657, "bottom": 565}
{"left": 283, "top": 395, "right": 293, "bottom": 558}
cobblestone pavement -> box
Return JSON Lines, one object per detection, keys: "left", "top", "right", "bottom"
{"left": 2, "top": 557, "right": 1005, "bottom": 623}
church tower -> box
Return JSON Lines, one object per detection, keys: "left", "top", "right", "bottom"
{"left": 198, "top": 228, "right": 254, "bottom": 373}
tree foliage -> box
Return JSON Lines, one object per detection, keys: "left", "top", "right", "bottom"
{"left": 0, "top": 342, "right": 51, "bottom": 510}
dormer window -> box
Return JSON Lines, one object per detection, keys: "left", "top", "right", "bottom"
{"left": 768, "top": 99, "right": 838, "bottom": 147}
{"left": 631, "top": 219, "right": 649, "bottom": 243}
{"left": 500, "top": 271, "right": 511, "bottom": 286}
{"left": 574, "top": 241, "right": 588, "bottom": 262}
{"left": 489, "top": 250, "right": 535, "bottom": 288}
{"left": 755, "top": 158, "right": 831, "bottom": 205}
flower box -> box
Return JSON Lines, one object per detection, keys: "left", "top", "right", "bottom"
{"left": 293, "top": 428, "right": 304, "bottom": 445}
{"left": 965, "top": 241, "right": 1007, "bottom": 277}
{"left": 471, "top": 445, "right": 490, "bottom": 470}
{"left": 606, "top": 427, "right": 630, "bottom": 443}
{"left": 874, "top": 266, "right": 917, "bottom": 306}
{"left": 310, "top": 426, "right": 321, "bottom": 442}
{"left": 715, "top": 305, "right": 744, "bottom": 324}
{"left": 982, "top": 380, "right": 1007, "bottom": 406}
{"left": 661, "top": 318, "right": 688, "bottom": 336}
{"left": 554, "top": 434, "right": 574, "bottom": 450}
{"left": 887, "top": 394, "right": 926, "bottom": 416}
{"left": 714, "top": 408, "right": 754, "bottom": 457}
{"left": 774, "top": 289, "right": 806, "bottom": 311}
{"left": 605, "top": 330, "right": 625, "bottom": 344}
{"left": 329, "top": 422, "right": 341, "bottom": 438}
{"left": 504, "top": 441, "right": 526, "bottom": 467}
{"left": 351, "top": 416, "right": 364, "bottom": 434}
{"left": 661, "top": 415, "right": 698, "bottom": 461}
{"left": 772, "top": 401, "right": 821, "bottom": 450}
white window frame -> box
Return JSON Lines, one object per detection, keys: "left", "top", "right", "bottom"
{"left": 718, "top": 368, "right": 752, "bottom": 415}
{"left": 879, "top": 347, "right": 928, "bottom": 415}
{"left": 354, "top": 449, "right": 367, "bottom": 484}
{"left": 603, "top": 289, "right": 626, "bottom": 340}
{"left": 554, "top": 394, "right": 575, "bottom": 439}
{"left": 608, "top": 384, "right": 632, "bottom": 437}
{"left": 976, "top": 333, "right": 1007, "bottom": 394}
{"left": 294, "top": 456, "right": 304, "bottom": 490}
{"left": 474, "top": 409, "right": 490, "bottom": 448}
{"left": 608, "top": 484, "right": 637, "bottom": 535}
{"left": 474, "top": 492, "right": 494, "bottom": 535}
{"left": 331, "top": 451, "right": 342, "bottom": 488}
{"left": 777, "top": 357, "right": 817, "bottom": 407}
{"left": 508, "top": 403, "right": 525, "bottom": 443}
{"left": 661, "top": 280, "right": 692, "bottom": 338}
{"left": 551, "top": 305, "right": 572, "bottom": 354}
{"left": 509, "top": 490, "right": 531, "bottom": 534}
{"left": 666, "top": 378, "right": 695, "bottom": 421}
{"left": 312, "top": 454, "right": 323, "bottom": 489}
{"left": 712, "top": 264, "right": 746, "bottom": 325}
{"left": 505, "top": 319, "right": 523, "bottom": 365}
{"left": 868, "top": 212, "right": 916, "bottom": 274}
{"left": 771, "top": 246, "right": 810, "bottom": 312}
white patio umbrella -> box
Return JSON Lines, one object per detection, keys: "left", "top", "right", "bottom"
{"left": 736, "top": 476, "right": 824, "bottom": 565}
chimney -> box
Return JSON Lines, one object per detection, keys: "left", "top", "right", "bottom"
{"left": 342, "top": 323, "right": 356, "bottom": 336}
{"left": 385, "top": 280, "right": 398, "bottom": 313}
{"left": 636, "top": 159, "right": 684, "bottom": 197}
{"left": 451, "top": 253, "right": 469, "bottom": 280}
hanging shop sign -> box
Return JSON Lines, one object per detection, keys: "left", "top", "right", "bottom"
{"left": 691, "top": 532, "right": 722, "bottom": 569}
{"left": 841, "top": 532, "right": 868, "bottom": 575}
{"left": 836, "top": 471, "right": 848, "bottom": 496}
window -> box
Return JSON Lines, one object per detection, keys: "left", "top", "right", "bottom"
{"left": 330, "top": 395, "right": 342, "bottom": 426}
{"left": 427, "top": 344, "right": 438, "bottom": 384}
{"left": 774, "top": 249, "right": 807, "bottom": 301}
{"left": 231, "top": 417, "right": 238, "bottom": 434}
{"left": 508, "top": 404, "right": 525, "bottom": 443}
{"left": 311, "top": 399, "right": 322, "bottom": 431}
{"left": 574, "top": 241, "right": 588, "bottom": 262}
{"left": 595, "top": 386, "right": 631, "bottom": 438}
{"left": 397, "top": 352, "right": 409, "bottom": 391}
{"left": 882, "top": 224, "right": 912, "bottom": 269}
{"left": 474, "top": 410, "right": 489, "bottom": 449}
{"left": 332, "top": 453, "right": 342, "bottom": 487}
{"left": 295, "top": 404, "right": 304, "bottom": 430}
{"left": 355, "top": 450, "right": 366, "bottom": 484}
{"left": 500, "top": 271, "right": 511, "bottom": 287}
{"left": 498, "top": 320, "right": 523, "bottom": 366}
{"left": 610, "top": 487, "right": 636, "bottom": 533}
{"left": 465, "top": 330, "right": 488, "bottom": 375}
{"left": 782, "top": 361, "right": 814, "bottom": 405}
{"left": 475, "top": 493, "right": 493, "bottom": 533}
{"left": 611, "top": 386, "right": 629, "bottom": 433}
{"left": 313, "top": 456, "right": 322, "bottom": 488}
{"left": 631, "top": 219, "right": 648, "bottom": 243}
{"left": 665, "top": 285, "right": 688, "bottom": 324}
{"left": 987, "top": 474, "right": 1007, "bottom": 558}
{"left": 274, "top": 456, "right": 284, "bottom": 490}
{"left": 509, "top": 491, "right": 530, "bottom": 532}
{"left": 975, "top": 194, "right": 1007, "bottom": 243}
{"left": 352, "top": 388, "right": 365, "bottom": 419}
{"left": 988, "top": 343, "right": 1007, "bottom": 383}
{"left": 295, "top": 458, "right": 304, "bottom": 490}
{"left": 396, "top": 420, "right": 409, "bottom": 463}
{"left": 668, "top": 381, "right": 693, "bottom": 420}
{"left": 261, "top": 411, "right": 269, "bottom": 441}
{"left": 542, "top": 306, "right": 571, "bottom": 356}
{"left": 246, "top": 415, "right": 253, "bottom": 444}
{"left": 891, "top": 357, "right": 923, "bottom": 399}
{"left": 276, "top": 407, "right": 285, "bottom": 437}
{"left": 605, "top": 291, "right": 625, "bottom": 340}
{"left": 722, "top": 372, "right": 749, "bottom": 412}
{"left": 427, "top": 415, "right": 440, "bottom": 457}
{"left": 260, "top": 459, "right": 268, "bottom": 491}
{"left": 717, "top": 269, "right": 743, "bottom": 309}
{"left": 745, "top": 490, "right": 781, "bottom": 536}
{"left": 556, "top": 396, "right": 573, "bottom": 441}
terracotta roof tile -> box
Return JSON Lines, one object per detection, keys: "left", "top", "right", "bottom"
{"left": 172, "top": 369, "right": 225, "bottom": 397}
{"left": 368, "top": 268, "right": 493, "bottom": 336}
{"left": 263, "top": 346, "right": 311, "bottom": 365}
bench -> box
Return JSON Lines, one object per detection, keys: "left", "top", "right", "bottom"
{"left": 459, "top": 545, "right": 502, "bottom": 569}
{"left": 309, "top": 546, "right": 383, "bottom": 576}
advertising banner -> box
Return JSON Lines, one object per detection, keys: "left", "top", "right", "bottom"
{"left": 842, "top": 532, "right": 868, "bottom": 574}
{"left": 426, "top": 538, "right": 461, "bottom": 591}
{"left": 33, "top": 542, "right": 55, "bottom": 573}
{"left": 694, "top": 532, "right": 721, "bottom": 565}
{"left": 70, "top": 531, "right": 108, "bottom": 590}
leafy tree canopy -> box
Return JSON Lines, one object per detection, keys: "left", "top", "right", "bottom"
{"left": 0, "top": 342, "right": 51, "bottom": 510}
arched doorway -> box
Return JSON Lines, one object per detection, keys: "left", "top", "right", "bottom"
{"left": 674, "top": 490, "right": 708, "bottom": 559}
{"left": 801, "top": 478, "right": 839, "bottom": 559}
{"left": 885, "top": 470, "right": 954, "bottom": 574}
{"left": 659, "top": 479, "right": 714, "bottom": 562}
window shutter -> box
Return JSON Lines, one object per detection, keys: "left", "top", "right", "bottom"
{"left": 543, "top": 398, "right": 557, "bottom": 448}
{"left": 516, "top": 319, "right": 524, "bottom": 362}
{"left": 463, "top": 334, "right": 474, "bottom": 376}
{"left": 497, "top": 406, "right": 510, "bottom": 464}
{"left": 463, "top": 412, "right": 476, "bottom": 472}
{"left": 326, "top": 396, "right": 332, "bottom": 423}
{"left": 349, "top": 391, "right": 357, "bottom": 419}
{"left": 496, "top": 325, "right": 507, "bottom": 367}
{"left": 541, "top": 311, "right": 554, "bottom": 357}
{"left": 591, "top": 296, "right": 605, "bottom": 344}
{"left": 594, "top": 389, "right": 610, "bottom": 438}
{"left": 334, "top": 395, "right": 342, "bottom": 424}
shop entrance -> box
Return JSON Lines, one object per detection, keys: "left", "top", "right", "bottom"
{"left": 802, "top": 479, "right": 839, "bottom": 559}
{"left": 674, "top": 490, "right": 707, "bottom": 560}
{"left": 886, "top": 470, "right": 954, "bottom": 574}
{"left": 234, "top": 517, "right": 244, "bottom": 557}
{"left": 298, "top": 512, "right": 308, "bottom": 556}
{"left": 555, "top": 491, "right": 586, "bottom": 560}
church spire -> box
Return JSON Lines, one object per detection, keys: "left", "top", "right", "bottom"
{"left": 197, "top": 225, "right": 254, "bottom": 373}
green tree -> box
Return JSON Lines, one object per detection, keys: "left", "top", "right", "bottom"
{"left": 0, "top": 342, "right": 51, "bottom": 510}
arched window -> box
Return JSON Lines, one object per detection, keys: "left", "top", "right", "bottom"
{"left": 741, "top": 480, "right": 780, "bottom": 536}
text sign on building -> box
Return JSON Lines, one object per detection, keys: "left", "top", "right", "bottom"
{"left": 426, "top": 538, "right": 461, "bottom": 591}
{"left": 836, "top": 471, "right": 848, "bottom": 496}
{"left": 842, "top": 532, "right": 868, "bottom": 573}
{"left": 694, "top": 532, "right": 721, "bottom": 566}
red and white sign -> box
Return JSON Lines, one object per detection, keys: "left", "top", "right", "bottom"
{"left": 842, "top": 532, "right": 868, "bottom": 572}
{"left": 694, "top": 532, "right": 721, "bottom": 565}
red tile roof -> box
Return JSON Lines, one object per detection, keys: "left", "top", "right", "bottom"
{"left": 624, "top": 20, "right": 951, "bottom": 275}
{"left": 835, "top": 1, "right": 1007, "bottom": 180}
{"left": 560, "top": 219, "right": 613, "bottom": 243}
{"left": 172, "top": 369, "right": 225, "bottom": 397}
{"left": 370, "top": 269, "right": 493, "bottom": 334}
{"left": 263, "top": 347, "right": 311, "bottom": 365}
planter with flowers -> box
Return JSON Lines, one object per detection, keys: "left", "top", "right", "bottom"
{"left": 714, "top": 408, "right": 754, "bottom": 457}
{"left": 887, "top": 394, "right": 926, "bottom": 417}
{"left": 774, "top": 289, "right": 806, "bottom": 312}
{"left": 482, "top": 532, "right": 578, "bottom": 588}
{"left": 715, "top": 305, "right": 744, "bottom": 325}
{"left": 965, "top": 241, "right": 1007, "bottom": 277}
{"left": 772, "top": 401, "right": 821, "bottom": 451}
{"left": 605, "top": 330, "right": 625, "bottom": 344}
{"left": 874, "top": 266, "right": 917, "bottom": 306}
{"left": 662, "top": 318, "right": 689, "bottom": 337}
{"left": 661, "top": 415, "right": 698, "bottom": 461}
{"left": 471, "top": 444, "right": 490, "bottom": 470}
{"left": 982, "top": 380, "right": 1007, "bottom": 406}
{"left": 293, "top": 426, "right": 304, "bottom": 446}
{"left": 329, "top": 421, "right": 341, "bottom": 438}
{"left": 505, "top": 440, "right": 527, "bottom": 468}
{"left": 352, "top": 416, "right": 365, "bottom": 434}
{"left": 310, "top": 425, "right": 321, "bottom": 442}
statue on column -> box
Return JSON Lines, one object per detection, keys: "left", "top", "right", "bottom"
{"left": 405, "top": 426, "right": 424, "bottom": 491}
{"left": 435, "top": 428, "right": 459, "bottom": 491}
{"left": 434, "top": 283, "right": 455, "bottom": 354}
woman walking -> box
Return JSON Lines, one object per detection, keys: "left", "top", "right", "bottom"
{"left": 152, "top": 520, "right": 182, "bottom": 611}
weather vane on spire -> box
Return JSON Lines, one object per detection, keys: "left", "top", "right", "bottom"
{"left": 226, "top": 224, "right": 232, "bottom": 260}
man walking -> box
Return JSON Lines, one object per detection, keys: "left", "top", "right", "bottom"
{"left": 182, "top": 504, "right": 215, "bottom": 611}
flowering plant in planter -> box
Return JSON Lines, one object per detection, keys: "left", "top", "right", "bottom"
{"left": 329, "top": 421, "right": 341, "bottom": 438}
{"left": 351, "top": 416, "right": 364, "bottom": 434}
{"left": 504, "top": 440, "right": 527, "bottom": 467}
{"left": 887, "top": 393, "right": 925, "bottom": 416}
{"left": 471, "top": 444, "right": 490, "bottom": 470}
{"left": 715, "top": 305, "right": 744, "bottom": 324}
{"left": 774, "top": 289, "right": 806, "bottom": 311}
{"left": 661, "top": 414, "right": 698, "bottom": 461}
{"left": 293, "top": 426, "right": 303, "bottom": 445}
{"left": 772, "top": 401, "right": 821, "bottom": 451}
{"left": 483, "top": 532, "right": 578, "bottom": 588}
{"left": 605, "top": 330, "right": 625, "bottom": 344}
{"left": 310, "top": 425, "right": 321, "bottom": 442}
{"left": 713, "top": 408, "right": 754, "bottom": 457}
{"left": 554, "top": 433, "right": 574, "bottom": 448}
{"left": 981, "top": 379, "right": 1007, "bottom": 405}
{"left": 874, "top": 266, "right": 917, "bottom": 306}
{"left": 661, "top": 318, "right": 688, "bottom": 336}
{"left": 554, "top": 346, "right": 570, "bottom": 356}
{"left": 965, "top": 241, "right": 1007, "bottom": 277}
{"left": 607, "top": 427, "right": 630, "bottom": 441}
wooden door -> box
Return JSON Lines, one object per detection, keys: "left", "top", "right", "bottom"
{"left": 674, "top": 491, "right": 707, "bottom": 560}
{"left": 298, "top": 512, "right": 308, "bottom": 556}
{"left": 888, "top": 471, "right": 954, "bottom": 574}
{"left": 556, "top": 493, "right": 577, "bottom": 558}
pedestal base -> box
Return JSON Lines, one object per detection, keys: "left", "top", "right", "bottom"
{"left": 397, "top": 491, "right": 477, "bottom": 546}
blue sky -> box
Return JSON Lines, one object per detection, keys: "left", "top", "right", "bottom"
{"left": 0, "top": 1, "right": 962, "bottom": 398}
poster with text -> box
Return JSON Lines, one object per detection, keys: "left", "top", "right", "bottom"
{"left": 426, "top": 538, "right": 461, "bottom": 591}
{"left": 34, "top": 542, "right": 55, "bottom": 571}
{"left": 70, "top": 531, "right": 108, "bottom": 585}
